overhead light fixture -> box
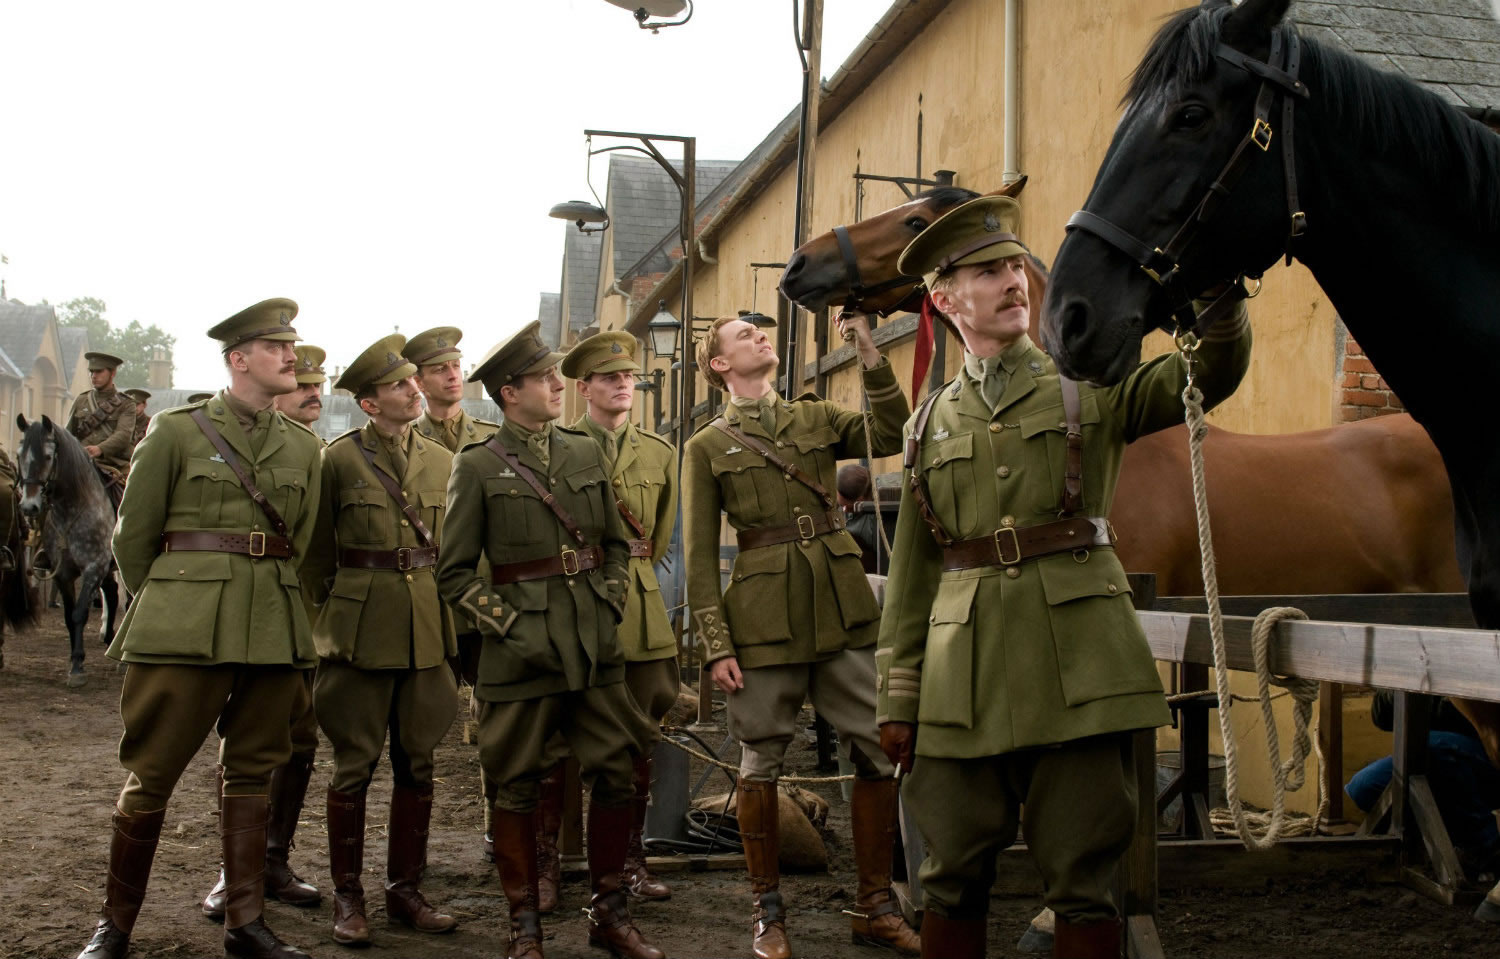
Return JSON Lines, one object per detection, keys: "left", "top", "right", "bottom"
{"left": 548, "top": 200, "right": 610, "bottom": 235}
{"left": 647, "top": 300, "right": 682, "bottom": 358}
{"left": 602, "top": 0, "right": 693, "bottom": 33}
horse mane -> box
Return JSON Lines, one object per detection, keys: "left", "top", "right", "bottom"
{"left": 28, "top": 418, "right": 106, "bottom": 506}
{"left": 1125, "top": 1, "right": 1500, "bottom": 232}
{"left": 913, "top": 185, "right": 980, "bottom": 205}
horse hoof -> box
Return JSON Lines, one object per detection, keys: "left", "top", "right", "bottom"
{"left": 66, "top": 670, "right": 86, "bottom": 688}
{"left": 1473, "top": 898, "right": 1500, "bottom": 923}
{"left": 1016, "top": 923, "right": 1053, "bottom": 953}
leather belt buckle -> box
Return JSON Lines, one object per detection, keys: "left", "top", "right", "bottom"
{"left": 993, "top": 526, "right": 1022, "bottom": 566}
{"left": 396, "top": 547, "right": 413, "bottom": 571}
{"left": 796, "top": 514, "right": 816, "bottom": 540}
{"left": 560, "top": 548, "right": 580, "bottom": 576}
{"left": 248, "top": 531, "right": 267, "bottom": 558}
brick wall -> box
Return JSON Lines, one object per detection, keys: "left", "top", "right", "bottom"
{"left": 1340, "top": 335, "right": 1406, "bottom": 421}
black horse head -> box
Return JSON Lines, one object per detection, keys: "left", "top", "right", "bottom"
{"left": 15, "top": 413, "right": 103, "bottom": 520}
{"left": 1044, "top": 0, "right": 1299, "bottom": 384}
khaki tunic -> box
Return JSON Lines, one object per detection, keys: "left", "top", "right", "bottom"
{"left": 302, "top": 423, "right": 457, "bottom": 668}
{"left": 415, "top": 408, "right": 499, "bottom": 453}
{"left": 682, "top": 359, "right": 909, "bottom": 670}
{"left": 573, "top": 416, "right": 679, "bottom": 663}
{"left": 436, "top": 421, "right": 633, "bottom": 702}
{"left": 876, "top": 312, "right": 1252, "bottom": 758}
{"left": 67, "top": 386, "right": 138, "bottom": 473}
{"left": 108, "top": 392, "right": 322, "bottom": 666}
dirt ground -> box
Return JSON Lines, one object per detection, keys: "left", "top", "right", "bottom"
{"left": 4, "top": 612, "right": 1500, "bottom": 959}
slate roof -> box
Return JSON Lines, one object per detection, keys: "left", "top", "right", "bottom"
{"left": 604, "top": 155, "right": 740, "bottom": 282}
{"left": 1300, "top": 0, "right": 1500, "bottom": 115}
{"left": 562, "top": 226, "right": 604, "bottom": 336}
{"left": 58, "top": 327, "right": 90, "bottom": 384}
{"left": 142, "top": 389, "right": 504, "bottom": 443}
{"left": 0, "top": 299, "right": 55, "bottom": 378}
{"left": 536, "top": 292, "right": 562, "bottom": 349}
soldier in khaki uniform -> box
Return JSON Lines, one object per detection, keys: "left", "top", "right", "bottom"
{"left": 406, "top": 326, "right": 500, "bottom": 451}
{"left": 124, "top": 389, "right": 150, "bottom": 448}
{"left": 561, "top": 330, "right": 679, "bottom": 902}
{"left": 683, "top": 314, "right": 920, "bottom": 958}
{"left": 0, "top": 444, "right": 19, "bottom": 573}
{"left": 436, "top": 321, "right": 664, "bottom": 959}
{"left": 199, "top": 344, "right": 330, "bottom": 921}
{"left": 301, "top": 334, "right": 460, "bottom": 946}
{"left": 66, "top": 351, "right": 137, "bottom": 503}
{"left": 76, "top": 298, "right": 322, "bottom": 959}
{"left": 876, "top": 195, "right": 1252, "bottom": 959}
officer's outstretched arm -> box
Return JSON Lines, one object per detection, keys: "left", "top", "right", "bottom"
{"left": 1113, "top": 300, "right": 1252, "bottom": 443}
{"left": 827, "top": 358, "right": 910, "bottom": 460}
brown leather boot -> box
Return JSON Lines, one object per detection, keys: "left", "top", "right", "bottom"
{"left": 847, "top": 778, "right": 920, "bottom": 955}
{"left": 202, "top": 764, "right": 228, "bottom": 921}
{"left": 76, "top": 806, "right": 165, "bottom": 959}
{"left": 584, "top": 801, "right": 665, "bottom": 959}
{"left": 265, "top": 753, "right": 320, "bottom": 907}
{"left": 918, "top": 912, "right": 987, "bottom": 959}
{"left": 535, "top": 763, "right": 565, "bottom": 913}
{"left": 737, "top": 780, "right": 791, "bottom": 959}
{"left": 220, "top": 794, "right": 311, "bottom": 959}
{"left": 623, "top": 754, "right": 670, "bottom": 900}
{"left": 492, "top": 805, "right": 545, "bottom": 959}
{"left": 1052, "top": 916, "right": 1123, "bottom": 959}
{"left": 327, "top": 787, "right": 370, "bottom": 947}
{"left": 385, "top": 785, "right": 457, "bottom": 933}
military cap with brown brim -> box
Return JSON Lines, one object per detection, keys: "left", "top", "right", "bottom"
{"left": 468, "top": 321, "right": 566, "bottom": 397}
{"left": 123, "top": 388, "right": 151, "bottom": 403}
{"left": 84, "top": 351, "right": 125, "bottom": 372}
{"left": 897, "top": 195, "right": 1029, "bottom": 289}
{"left": 402, "top": 327, "right": 464, "bottom": 368}
{"left": 335, "top": 334, "right": 417, "bottom": 394}
{"left": 207, "top": 297, "right": 301, "bottom": 351}
{"left": 293, "top": 345, "right": 328, "bottom": 385}
{"left": 561, "top": 330, "right": 641, "bottom": 380}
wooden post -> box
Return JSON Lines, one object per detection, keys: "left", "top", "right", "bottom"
{"left": 1318, "top": 681, "right": 1345, "bottom": 821}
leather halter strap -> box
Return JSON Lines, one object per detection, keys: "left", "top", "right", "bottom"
{"left": 1064, "top": 26, "right": 1310, "bottom": 338}
{"left": 831, "top": 224, "right": 924, "bottom": 317}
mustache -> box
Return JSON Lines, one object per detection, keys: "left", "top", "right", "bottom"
{"left": 300, "top": 397, "right": 322, "bottom": 409}
{"left": 280, "top": 364, "right": 296, "bottom": 374}
{"left": 1001, "top": 294, "right": 1028, "bottom": 311}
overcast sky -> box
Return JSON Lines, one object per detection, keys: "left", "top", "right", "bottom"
{"left": 0, "top": 1, "right": 884, "bottom": 388}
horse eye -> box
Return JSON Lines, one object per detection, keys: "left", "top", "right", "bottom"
{"left": 905, "top": 216, "right": 928, "bottom": 232}
{"left": 1171, "top": 105, "right": 1210, "bottom": 131}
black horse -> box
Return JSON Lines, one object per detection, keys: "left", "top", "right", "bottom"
{"left": 15, "top": 415, "right": 123, "bottom": 686}
{"left": 0, "top": 490, "right": 38, "bottom": 671}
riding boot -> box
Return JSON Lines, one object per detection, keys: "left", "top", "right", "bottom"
{"left": 584, "top": 800, "right": 666, "bottom": 959}
{"left": 918, "top": 912, "right": 987, "bottom": 959}
{"left": 535, "top": 763, "right": 565, "bottom": 913}
{"left": 1052, "top": 916, "right": 1123, "bottom": 959}
{"left": 623, "top": 754, "right": 670, "bottom": 900}
{"left": 203, "top": 764, "right": 229, "bottom": 921}
{"left": 220, "top": 794, "right": 311, "bottom": 959}
{"left": 492, "top": 805, "right": 545, "bottom": 959}
{"left": 76, "top": 806, "right": 165, "bottom": 959}
{"left": 384, "top": 785, "right": 458, "bottom": 933}
{"left": 738, "top": 780, "right": 792, "bottom": 959}
{"left": 847, "top": 778, "right": 920, "bottom": 955}
{"left": 265, "top": 752, "right": 320, "bottom": 907}
{"left": 327, "top": 787, "right": 371, "bottom": 947}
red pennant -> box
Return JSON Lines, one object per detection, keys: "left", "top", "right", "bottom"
{"left": 912, "top": 293, "right": 936, "bottom": 399}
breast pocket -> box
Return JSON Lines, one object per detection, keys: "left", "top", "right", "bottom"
{"left": 418, "top": 489, "right": 446, "bottom": 539}
{"left": 485, "top": 476, "right": 544, "bottom": 545}
{"left": 923, "top": 433, "right": 981, "bottom": 539}
{"left": 338, "top": 487, "right": 389, "bottom": 545}
{"left": 564, "top": 465, "right": 609, "bottom": 534}
{"left": 183, "top": 457, "right": 243, "bottom": 528}
{"left": 621, "top": 466, "right": 666, "bottom": 531}
{"left": 268, "top": 467, "right": 308, "bottom": 524}
{"left": 791, "top": 424, "right": 841, "bottom": 474}
{"left": 710, "top": 449, "right": 769, "bottom": 521}
{"left": 1020, "top": 394, "right": 1101, "bottom": 514}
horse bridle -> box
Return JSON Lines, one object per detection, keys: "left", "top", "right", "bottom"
{"left": 1065, "top": 24, "right": 1310, "bottom": 340}
{"left": 830, "top": 223, "right": 926, "bottom": 318}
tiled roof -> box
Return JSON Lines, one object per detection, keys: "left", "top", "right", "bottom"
{"left": 0, "top": 299, "right": 54, "bottom": 378}
{"left": 562, "top": 226, "right": 604, "bottom": 336}
{"left": 1300, "top": 0, "right": 1500, "bottom": 114}
{"left": 536, "top": 292, "right": 562, "bottom": 349}
{"left": 605, "top": 155, "right": 740, "bottom": 281}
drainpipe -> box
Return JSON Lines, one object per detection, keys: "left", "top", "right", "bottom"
{"left": 1003, "top": 0, "right": 1020, "bottom": 184}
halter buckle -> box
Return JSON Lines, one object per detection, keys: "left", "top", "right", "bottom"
{"left": 1289, "top": 211, "right": 1307, "bottom": 238}
{"left": 1251, "top": 117, "right": 1273, "bottom": 151}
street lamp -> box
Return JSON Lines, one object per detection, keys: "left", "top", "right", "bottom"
{"left": 601, "top": 0, "right": 693, "bottom": 32}
{"left": 548, "top": 200, "right": 609, "bottom": 235}
{"left": 647, "top": 301, "right": 681, "bottom": 359}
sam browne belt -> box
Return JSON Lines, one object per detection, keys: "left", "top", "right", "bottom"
{"left": 161, "top": 530, "right": 293, "bottom": 559}
{"left": 339, "top": 545, "right": 439, "bottom": 570}
{"left": 941, "top": 516, "right": 1114, "bottom": 571}
{"left": 492, "top": 545, "right": 606, "bottom": 584}
{"left": 736, "top": 509, "right": 847, "bottom": 551}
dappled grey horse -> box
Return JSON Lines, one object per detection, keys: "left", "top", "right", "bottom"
{"left": 16, "top": 414, "right": 122, "bottom": 686}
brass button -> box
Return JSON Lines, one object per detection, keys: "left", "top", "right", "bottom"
{"left": 776, "top": 441, "right": 786, "bottom": 448}
{"left": 509, "top": 489, "right": 519, "bottom": 497}
{"left": 996, "top": 466, "right": 1011, "bottom": 478}
{"left": 178, "top": 569, "right": 186, "bottom": 575}
{"left": 784, "top": 474, "right": 792, "bottom": 482}
{"left": 799, "top": 540, "right": 810, "bottom": 548}
{"left": 1006, "top": 566, "right": 1021, "bottom": 579}
{"left": 989, "top": 423, "right": 1002, "bottom": 433}
{"left": 931, "top": 456, "right": 941, "bottom": 466}
{"left": 1001, "top": 515, "right": 1015, "bottom": 528}
{"left": 1058, "top": 421, "right": 1067, "bottom": 429}
{"left": 793, "top": 506, "right": 803, "bottom": 514}
{"left": 210, "top": 471, "right": 219, "bottom": 479}
{"left": 1108, "top": 584, "right": 1118, "bottom": 593}
{"left": 404, "top": 574, "right": 413, "bottom": 583}
{"left": 613, "top": 479, "right": 622, "bottom": 486}
{"left": 567, "top": 579, "right": 576, "bottom": 587}
{"left": 401, "top": 519, "right": 410, "bottom": 527}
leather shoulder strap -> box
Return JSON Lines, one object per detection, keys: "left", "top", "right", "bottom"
{"left": 902, "top": 389, "right": 955, "bottom": 546}
{"left": 616, "top": 498, "right": 648, "bottom": 539}
{"left": 355, "top": 441, "right": 435, "bottom": 548}
{"left": 483, "top": 436, "right": 587, "bottom": 546}
{"left": 72, "top": 391, "right": 126, "bottom": 438}
{"left": 1059, "top": 377, "right": 1085, "bottom": 517}
{"left": 188, "top": 408, "right": 290, "bottom": 538}
{"left": 710, "top": 418, "right": 836, "bottom": 510}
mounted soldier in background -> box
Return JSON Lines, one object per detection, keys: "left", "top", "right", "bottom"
{"left": 66, "top": 351, "right": 136, "bottom": 509}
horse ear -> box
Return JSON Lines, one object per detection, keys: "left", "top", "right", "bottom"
{"left": 1222, "top": 0, "right": 1291, "bottom": 51}
{"left": 15, "top": 414, "right": 26, "bottom": 432}
{"left": 985, "top": 174, "right": 1028, "bottom": 200}
{"left": 40, "top": 414, "right": 53, "bottom": 431}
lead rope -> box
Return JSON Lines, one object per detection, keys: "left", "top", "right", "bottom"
{"left": 1177, "top": 332, "right": 1326, "bottom": 849}
{"left": 839, "top": 312, "right": 894, "bottom": 557}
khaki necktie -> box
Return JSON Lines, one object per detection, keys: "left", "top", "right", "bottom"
{"left": 981, "top": 359, "right": 1009, "bottom": 410}
{"left": 384, "top": 434, "right": 409, "bottom": 479}
{"left": 527, "top": 430, "right": 550, "bottom": 471}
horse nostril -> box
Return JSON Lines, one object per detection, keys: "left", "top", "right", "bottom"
{"left": 782, "top": 252, "right": 806, "bottom": 285}
{"left": 1059, "top": 298, "right": 1094, "bottom": 352}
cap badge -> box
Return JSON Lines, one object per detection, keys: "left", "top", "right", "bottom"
{"left": 435, "top": 336, "right": 447, "bottom": 347}
{"left": 610, "top": 342, "right": 624, "bottom": 354}
{"left": 386, "top": 352, "right": 400, "bottom": 364}
{"left": 983, "top": 212, "right": 1002, "bottom": 233}
{"left": 279, "top": 311, "right": 290, "bottom": 325}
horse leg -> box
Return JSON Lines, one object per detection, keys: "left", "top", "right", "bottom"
{"left": 58, "top": 578, "right": 86, "bottom": 687}
{"left": 99, "top": 572, "right": 120, "bottom": 647}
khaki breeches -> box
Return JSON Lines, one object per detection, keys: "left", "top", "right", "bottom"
{"left": 726, "top": 646, "right": 893, "bottom": 782}
{"left": 117, "top": 663, "right": 306, "bottom": 814}
{"left": 314, "top": 660, "right": 458, "bottom": 793}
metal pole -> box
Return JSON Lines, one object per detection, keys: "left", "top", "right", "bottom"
{"left": 786, "top": 0, "right": 823, "bottom": 399}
